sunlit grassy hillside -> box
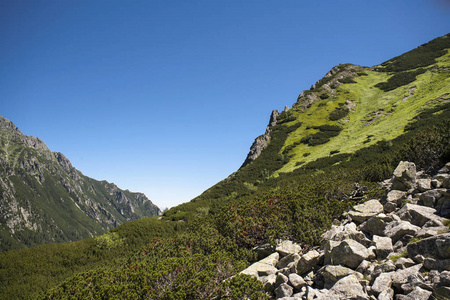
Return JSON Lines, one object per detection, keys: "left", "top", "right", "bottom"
{"left": 277, "top": 50, "right": 450, "bottom": 174}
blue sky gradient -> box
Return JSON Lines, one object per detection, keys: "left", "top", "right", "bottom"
{"left": 1, "top": 1, "right": 449, "bottom": 209}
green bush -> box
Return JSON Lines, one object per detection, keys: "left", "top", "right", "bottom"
{"left": 329, "top": 107, "right": 350, "bottom": 121}
{"left": 301, "top": 125, "right": 343, "bottom": 147}
{"left": 375, "top": 34, "right": 450, "bottom": 72}
{"left": 338, "top": 77, "right": 357, "bottom": 84}
{"left": 320, "top": 93, "right": 330, "bottom": 99}
{"left": 402, "top": 121, "right": 450, "bottom": 171}
{"left": 375, "top": 69, "right": 426, "bottom": 92}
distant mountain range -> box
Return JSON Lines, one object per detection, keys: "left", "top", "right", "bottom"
{"left": 0, "top": 116, "right": 160, "bottom": 251}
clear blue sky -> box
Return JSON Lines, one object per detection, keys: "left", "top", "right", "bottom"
{"left": 1, "top": 1, "right": 449, "bottom": 209}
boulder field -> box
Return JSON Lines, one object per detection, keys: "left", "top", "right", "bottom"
{"left": 240, "top": 161, "right": 450, "bottom": 299}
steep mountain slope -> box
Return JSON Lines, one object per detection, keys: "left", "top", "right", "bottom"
{"left": 163, "top": 33, "right": 450, "bottom": 221}
{"left": 1, "top": 34, "right": 449, "bottom": 299}
{"left": 0, "top": 116, "right": 160, "bottom": 251}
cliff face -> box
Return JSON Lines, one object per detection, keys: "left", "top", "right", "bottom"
{"left": 241, "top": 109, "right": 280, "bottom": 168}
{"left": 0, "top": 116, "right": 160, "bottom": 251}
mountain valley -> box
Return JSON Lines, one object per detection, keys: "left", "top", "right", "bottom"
{"left": 1, "top": 33, "right": 450, "bottom": 299}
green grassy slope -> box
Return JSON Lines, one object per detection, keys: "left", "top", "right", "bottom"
{"left": 0, "top": 33, "right": 449, "bottom": 300}
{"left": 277, "top": 49, "right": 450, "bottom": 174}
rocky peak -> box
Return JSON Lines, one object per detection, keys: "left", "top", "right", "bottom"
{"left": 0, "top": 116, "right": 18, "bottom": 131}
{"left": 241, "top": 109, "right": 279, "bottom": 168}
{"left": 0, "top": 115, "right": 161, "bottom": 251}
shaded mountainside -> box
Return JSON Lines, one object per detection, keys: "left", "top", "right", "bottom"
{"left": 0, "top": 116, "right": 160, "bottom": 251}
{"left": 1, "top": 34, "right": 450, "bottom": 299}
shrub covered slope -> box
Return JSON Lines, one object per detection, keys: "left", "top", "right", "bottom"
{"left": 1, "top": 33, "right": 449, "bottom": 299}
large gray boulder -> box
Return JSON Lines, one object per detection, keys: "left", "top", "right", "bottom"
{"left": 378, "top": 288, "right": 394, "bottom": 300}
{"left": 260, "top": 274, "right": 276, "bottom": 292}
{"left": 328, "top": 274, "right": 369, "bottom": 300}
{"left": 384, "top": 190, "right": 407, "bottom": 212}
{"left": 392, "top": 161, "right": 417, "bottom": 191}
{"left": 403, "top": 286, "right": 432, "bottom": 300}
{"left": 419, "top": 189, "right": 443, "bottom": 207}
{"left": 327, "top": 239, "right": 369, "bottom": 269}
{"left": 348, "top": 199, "right": 384, "bottom": 224}
{"left": 373, "top": 235, "right": 393, "bottom": 259}
{"left": 397, "top": 203, "right": 447, "bottom": 227}
{"left": 359, "top": 213, "right": 392, "bottom": 236}
{"left": 276, "top": 240, "right": 302, "bottom": 257}
{"left": 316, "top": 265, "right": 363, "bottom": 289}
{"left": 371, "top": 272, "right": 393, "bottom": 295}
{"left": 407, "top": 233, "right": 450, "bottom": 260}
{"left": 240, "top": 252, "right": 279, "bottom": 277}
{"left": 417, "top": 178, "right": 432, "bottom": 192}
{"left": 386, "top": 190, "right": 407, "bottom": 205}
{"left": 384, "top": 220, "right": 420, "bottom": 243}
{"left": 288, "top": 273, "right": 307, "bottom": 291}
{"left": 438, "top": 197, "right": 450, "bottom": 218}
{"left": 277, "top": 253, "right": 300, "bottom": 269}
{"left": 274, "top": 282, "right": 293, "bottom": 298}
{"left": 331, "top": 226, "right": 371, "bottom": 247}
{"left": 423, "top": 258, "right": 450, "bottom": 271}
{"left": 296, "top": 249, "right": 322, "bottom": 275}
{"left": 390, "top": 264, "right": 423, "bottom": 290}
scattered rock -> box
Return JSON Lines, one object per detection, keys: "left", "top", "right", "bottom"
{"left": 296, "top": 249, "right": 322, "bottom": 275}
{"left": 276, "top": 240, "right": 302, "bottom": 257}
{"left": 371, "top": 272, "right": 392, "bottom": 295}
{"left": 384, "top": 220, "right": 420, "bottom": 243}
{"left": 407, "top": 233, "right": 450, "bottom": 260}
{"left": 373, "top": 235, "right": 393, "bottom": 259}
{"left": 277, "top": 253, "right": 300, "bottom": 269}
{"left": 242, "top": 161, "right": 450, "bottom": 299}
{"left": 288, "top": 273, "right": 307, "bottom": 291}
{"left": 328, "top": 239, "right": 369, "bottom": 269}
{"left": 274, "top": 282, "right": 293, "bottom": 298}
{"left": 317, "top": 265, "right": 363, "bottom": 289}
{"left": 348, "top": 199, "right": 384, "bottom": 224}
{"left": 392, "top": 161, "right": 417, "bottom": 191}
{"left": 328, "top": 274, "right": 369, "bottom": 300}
{"left": 378, "top": 288, "right": 394, "bottom": 300}
{"left": 417, "top": 178, "right": 432, "bottom": 192}
{"left": 403, "top": 286, "right": 432, "bottom": 300}
{"left": 397, "top": 203, "right": 447, "bottom": 227}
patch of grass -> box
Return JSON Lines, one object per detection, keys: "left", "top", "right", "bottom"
{"left": 389, "top": 251, "right": 408, "bottom": 262}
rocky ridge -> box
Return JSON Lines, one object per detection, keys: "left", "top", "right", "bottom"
{"left": 241, "top": 109, "right": 280, "bottom": 167}
{"left": 240, "top": 161, "right": 450, "bottom": 299}
{"left": 0, "top": 115, "right": 161, "bottom": 251}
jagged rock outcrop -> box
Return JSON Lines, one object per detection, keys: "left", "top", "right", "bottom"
{"left": 0, "top": 115, "right": 161, "bottom": 251}
{"left": 241, "top": 110, "right": 280, "bottom": 167}
{"left": 240, "top": 161, "right": 450, "bottom": 299}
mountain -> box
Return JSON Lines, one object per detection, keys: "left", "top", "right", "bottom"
{"left": 0, "top": 116, "right": 161, "bottom": 251}
{"left": 1, "top": 34, "right": 449, "bottom": 299}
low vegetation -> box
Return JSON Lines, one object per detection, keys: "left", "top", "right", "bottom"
{"left": 1, "top": 33, "right": 449, "bottom": 299}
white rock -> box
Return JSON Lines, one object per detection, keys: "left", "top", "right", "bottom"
{"left": 328, "top": 239, "right": 369, "bottom": 269}
{"left": 276, "top": 240, "right": 302, "bottom": 257}
{"left": 373, "top": 235, "right": 393, "bottom": 259}
{"left": 328, "top": 274, "right": 369, "bottom": 300}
